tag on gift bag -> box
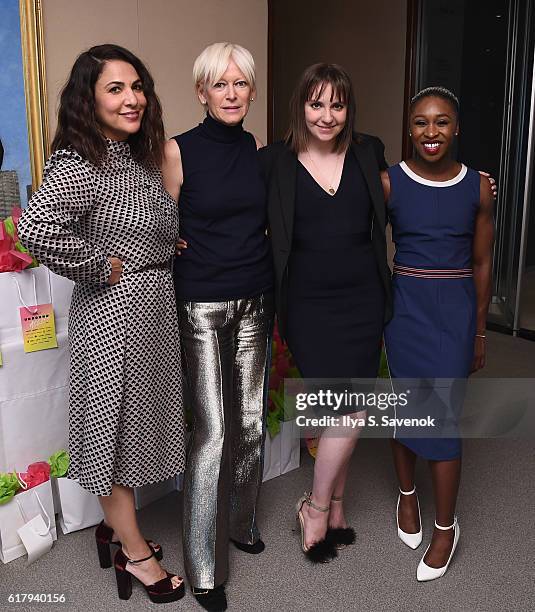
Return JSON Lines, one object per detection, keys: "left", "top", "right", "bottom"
{"left": 11, "top": 272, "right": 58, "bottom": 353}
{"left": 19, "top": 304, "right": 58, "bottom": 353}
{"left": 15, "top": 494, "right": 53, "bottom": 564}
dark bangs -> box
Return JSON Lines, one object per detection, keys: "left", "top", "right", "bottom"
{"left": 285, "top": 63, "right": 356, "bottom": 154}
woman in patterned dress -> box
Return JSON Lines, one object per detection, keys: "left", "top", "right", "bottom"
{"left": 18, "top": 45, "right": 185, "bottom": 604}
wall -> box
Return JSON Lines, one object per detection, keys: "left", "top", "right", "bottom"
{"left": 271, "top": 0, "right": 407, "bottom": 163}
{"left": 41, "top": 0, "right": 268, "bottom": 143}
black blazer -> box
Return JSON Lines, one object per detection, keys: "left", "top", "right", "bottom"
{"left": 258, "top": 133, "right": 393, "bottom": 341}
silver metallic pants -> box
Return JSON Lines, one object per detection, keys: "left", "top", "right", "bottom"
{"left": 178, "top": 293, "right": 274, "bottom": 589}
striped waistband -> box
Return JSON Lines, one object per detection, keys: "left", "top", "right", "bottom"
{"left": 393, "top": 264, "right": 473, "bottom": 279}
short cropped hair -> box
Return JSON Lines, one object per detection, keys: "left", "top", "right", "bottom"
{"left": 193, "top": 42, "right": 256, "bottom": 91}
{"left": 285, "top": 63, "right": 356, "bottom": 154}
{"left": 410, "top": 86, "right": 460, "bottom": 116}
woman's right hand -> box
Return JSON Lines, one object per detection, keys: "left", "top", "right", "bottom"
{"left": 107, "top": 256, "right": 123, "bottom": 285}
{"left": 175, "top": 238, "right": 188, "bottom": 255}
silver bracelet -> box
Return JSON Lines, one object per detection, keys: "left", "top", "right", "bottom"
{"left": 475, "top": 333, "right": 486, "bottom": 339}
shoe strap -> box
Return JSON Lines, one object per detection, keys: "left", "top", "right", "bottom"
{"left": 399, "top": 487, "right": 416, "bottom": 496}
{"left": 126, "top": 550, "right": 155, "bottom": 565}
{"left": 434, "top": 518, "right": 456, "bottom": 531}
{"left": 331, "top": 495, "right": 343, "bottom": 502}
{"left": 304, "top": 492, "right": 330, "bottom": 513}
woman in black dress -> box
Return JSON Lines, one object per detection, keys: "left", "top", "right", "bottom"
{"left": 259, "top": 64, "right": 392, "bottom": 562}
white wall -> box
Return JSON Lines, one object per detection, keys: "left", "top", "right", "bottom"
{"left": 42, "top": 0, "right": 268, "bottom": 143}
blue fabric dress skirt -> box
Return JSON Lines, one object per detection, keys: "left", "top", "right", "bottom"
{"left": 384, "top": 162, "right": 480, "bottom": 460}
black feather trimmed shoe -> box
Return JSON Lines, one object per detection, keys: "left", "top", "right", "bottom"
{"left": 327, "top": 495, "right": 356, "bottom": 550}
{"left": 295, "top": 492, "right": 338, "bottom": 563}
{"left": 192, "top": 584, "right": 227, "bottom": 611}
{"left": 326, "top": 527, "right": 356, "bottom": 549}
{"left": 230, "top": 538, "right": 265, "bottom": 554}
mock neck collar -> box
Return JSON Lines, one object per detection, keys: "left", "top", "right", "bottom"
{"left": 200, "top": 112, "right": 243, "bottom": 143}
{"left": 106, "top": 138, "right": 130, "bottom": 157}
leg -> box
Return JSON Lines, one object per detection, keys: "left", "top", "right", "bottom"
{"left": 301, "top": 414, "right": 363, "bottom": 547}
{"left": 328, "top": 452, "right": 352, "bottom": 529}
{"left": 179, "top": 301, "right": 234, "bottom": 590}
{"left": 391, "top": 438, "right": 420, "bottom": 533}
{"left": 99, "top": 485, "right": 181, "bottom": 588}
{"left": 424, "top": 457, "right": 461, "bottom": 567}
{"left": 229, "top": 294, "right": 273, "bottom": 545}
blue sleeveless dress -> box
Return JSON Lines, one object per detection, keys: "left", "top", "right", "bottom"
{"left": 384, "top": 162, "right": 480, "bottom": 460}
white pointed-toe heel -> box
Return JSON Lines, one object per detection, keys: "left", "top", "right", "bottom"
{"left": 396, "top": 487, "right": 422, "bottom": 549}
{"left": 417, "top": 517, "right": 460, "bottom": 582}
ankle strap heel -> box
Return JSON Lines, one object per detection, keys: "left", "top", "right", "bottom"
{"left": 434, "top": 517, "right": 456, "bottom": 531}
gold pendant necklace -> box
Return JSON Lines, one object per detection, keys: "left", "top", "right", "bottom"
{"left": 306, "top": 149, "right": 342, "bottom": 195}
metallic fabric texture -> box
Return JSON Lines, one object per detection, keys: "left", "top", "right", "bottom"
{"left": 179, "top": 293, "right": 274, "bottom": 589}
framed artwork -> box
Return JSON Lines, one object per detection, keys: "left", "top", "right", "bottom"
{"left": 0, "top": 0, "right": 48, "bottom": 215}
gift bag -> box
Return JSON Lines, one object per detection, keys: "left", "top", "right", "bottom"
{"left": 0, "top": 266, "right": 72, "bottom": 473}
{"left": 0, "top": 479, "right": 56, "bottom": 564}
{"left": 134, "top": 476, "right": 180, "bottom": 510}
{"left": 262, "top": 420, "right": 300, "bottom": 482}
{"left": 55, "top": 477, "right": 104, "bottom": 534}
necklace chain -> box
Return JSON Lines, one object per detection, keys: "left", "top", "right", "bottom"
{"left": 306, "top": 149, "right": 343, "bottom": 195}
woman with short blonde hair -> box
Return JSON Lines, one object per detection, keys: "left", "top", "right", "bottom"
{"left": 192, "top": 41, "right": 256, "bottom": 91}
{"left": 162, "top": 42, "right": 272, "bottom": 611}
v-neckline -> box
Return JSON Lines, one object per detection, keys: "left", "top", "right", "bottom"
{"left": 298, "top": 153, "right": 347, "bottom": 197}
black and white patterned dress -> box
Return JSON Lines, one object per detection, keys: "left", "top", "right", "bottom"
{"left": 18, "top": 140, "right": 185, "bottom": 496}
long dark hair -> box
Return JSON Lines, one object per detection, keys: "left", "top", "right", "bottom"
{"left": 52, "top": 44, "right": 164, "bottom": 167}
{"left": 285, "top": 63, "right": 356, "bottom": 154}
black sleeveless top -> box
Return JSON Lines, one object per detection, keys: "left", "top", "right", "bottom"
{"left": 173, "top": 114, "right": 273, "bottom": 301}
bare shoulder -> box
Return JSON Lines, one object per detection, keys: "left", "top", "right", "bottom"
{"left": 164, "top": 138, "right": 182, "bottom": 163}
{"left": 380, "top": 169, "right": 391, "bottom": 201}
{"left": 161, "top": 139, "right": 183, "bottom": 201}
{"left": 253, "top": 134, "right": 264, "bottom": 150}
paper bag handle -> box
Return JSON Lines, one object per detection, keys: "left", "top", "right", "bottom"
{"left": 15, "top": 491, "right": 52, "bottom": 536}
{"left": 11, "top": 273, "right": 38, "bottom": 314}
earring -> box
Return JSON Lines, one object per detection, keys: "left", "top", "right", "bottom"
{"left": 250, "top": 98, "right": 254, "bottom": 102}
{"left": 409, "top": 132, "right": 412, "bottom": 136}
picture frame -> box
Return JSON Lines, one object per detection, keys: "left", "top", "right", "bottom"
{"left": 0, "top": 0, "right": 49, "bottom": 215}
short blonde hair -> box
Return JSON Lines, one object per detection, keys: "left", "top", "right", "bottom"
{"left": 193, "top": 42, "right": 256, "bottom": 91}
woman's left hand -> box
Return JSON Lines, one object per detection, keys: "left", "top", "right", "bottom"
{"left": 478, "top": 171, "right": 497, "bottom": 198}
{"left": 471, "top": 336, "right": 486, "bottom": 372}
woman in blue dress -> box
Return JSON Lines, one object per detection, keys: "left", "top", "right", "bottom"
{"left": 382, "top": 87, "right": 494, "bottom": 581}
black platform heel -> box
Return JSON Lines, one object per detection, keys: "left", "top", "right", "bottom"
{"left": 95, "top": 521, "right": 163, "bottom": 569}
{"left": 114, "top": 549, "right": 185, "bottom": 603}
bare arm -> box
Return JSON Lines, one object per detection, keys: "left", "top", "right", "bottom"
{"left": 471, "top": 175, "right": 495, "bottom": 372}
{"left": 380, "top": 170, "right": 391, "bottom": 202}
{"left": 161, "top": 139, "right": 183, "bottom": 203}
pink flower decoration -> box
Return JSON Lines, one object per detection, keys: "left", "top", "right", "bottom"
{"left": 18, "top": 461, "right": 51, "bottom": 490}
